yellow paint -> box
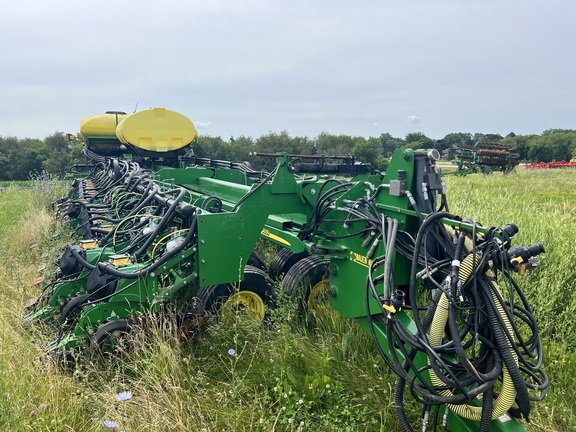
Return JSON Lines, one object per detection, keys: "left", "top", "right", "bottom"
{"left": 80, "top": 240, "right": 99, "bottom": 250}
{"left": 349, "top": 250, "right": 372, "bottom": 268}
{"left": 260, "top": 228, "right": 291, "bottom": 247}
{"left": 383, "top": 304, "right": 397, "bottom": 314}
{"left": 108, "top": 254, "right": 132, "bottom": 267}
{"left": 80, "top": 111, "right": 128, "bottom": 137}
{"left": 116, "top": 107, "right": 197, "bottom": 152}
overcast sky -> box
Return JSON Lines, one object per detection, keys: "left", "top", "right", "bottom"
{"left": 1, "top": 0, "right": 574, "bottom": 141}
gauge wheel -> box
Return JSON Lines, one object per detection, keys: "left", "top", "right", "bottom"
{"left": 268, "top": 248, "right": 310, "bottom": 280}
{"left": 247, "top": 251, "right": 267, "bottom": 271}
{"left": 178, "top": 298, "right": 209, "bottom": 340}
{"left": 281, "top": 256, "right": 330, "bottom": 313}
{"left": 60, "top": 293, "right": 92, "bottom": 322}
{"left": 92, "top": 319, "right": 136, "bottom": 356}
{"left": 196, "top": 265, "right": 274, "bottom": 323}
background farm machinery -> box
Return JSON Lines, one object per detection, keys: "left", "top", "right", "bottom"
{"left": 452, "top": 141, "right": 520, "bottom": 175}
{"left": 26, "top": 109, "right": 548, "bottom": 431}
{"left": 524, "top": 159, "right": 576, "bottom": 169}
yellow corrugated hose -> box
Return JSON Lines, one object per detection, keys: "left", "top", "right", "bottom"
{"left": 428, "top": 253, "right": 517, "bottom": 421}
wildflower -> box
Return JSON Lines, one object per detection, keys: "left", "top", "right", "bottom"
{"left": 103, "top": 420, "right": 119, "bottom": 428}
{"left": 228, "top": 348, "right": 236, "bottom": 356}
{"left": 325, "top": 384, "right": 330, "bottom": 389}
{"left": 288, "top": 418, "right": 294, "bottom": 424}
{"left": 38, "top": 403, "right": 47, "bottom": 409}
{"left": 115, "top": 391, "right": 133, "bottom": 401}
{"left": 298, "top": 399, "right": 304, "bottom": 405}
{"left": 30, "top": 410, "right": 37, "bottom": 417}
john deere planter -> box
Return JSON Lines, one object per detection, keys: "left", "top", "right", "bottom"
{"left": 27, "top": 108, "right": 548, "bottom": 432}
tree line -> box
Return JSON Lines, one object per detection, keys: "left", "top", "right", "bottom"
{"left": 1, "top": 129, "right": 575, "bottom": 181}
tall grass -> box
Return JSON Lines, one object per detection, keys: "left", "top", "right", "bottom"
{"left": 0, "top": 168, "right": 574, "bottom": 431}
{"left": 447, "top": 168, "right": 576, "bottom": 431}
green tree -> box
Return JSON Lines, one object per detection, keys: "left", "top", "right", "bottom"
{"left": 483, "top": 133, "right": 503, "bottom": 141}
{"left": 441, "top": 132, "right": 472, "bottom": 146}
{"left": 353, "top": 137, "right": 387, "bottom": 171}
{"left": 379, "top": 133, "right": 405, "bottom": 157}
{"left": 194, "top": 136, "right": 227, "bottom": 159}
{"left": 527, "top": 132, "right": 576, "bottom": 162}
{"left": 542, "top": 128, "right": 576, "bottom": 135}
{"left": 315, "top": 133, "right": 356, "bottom": 156}
{"left": 228, "top": 136, "right": 255, "bottom": 162}
{"left": 42, "top": 132, "right": 78, "bottom": 178}
{"left": 440, "top": 132, "right": 473, "bottom": 159}
{"left": 403, "top": 132, "right": 435, "bottom": 151}
{"left": 0, "top": 136, "right": 45, "bottom": 180}
{"left": 253, "top": 131, "right": 315, "bottom": 170}
{"left": 501, "top": 134, "right": 536, "bottom": 161}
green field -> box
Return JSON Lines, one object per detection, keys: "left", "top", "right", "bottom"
{"left": 0, "top": 168, "right": 574, "bottom": 431}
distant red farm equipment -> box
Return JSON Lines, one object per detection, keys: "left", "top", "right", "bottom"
{"left": 525, "top": 160, "right": 576, "bottom": 169}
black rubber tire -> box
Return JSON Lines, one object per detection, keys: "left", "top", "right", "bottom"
{"left": 247, "top": 251, "right": 267, "bottom": 271}
{"left": 196, "top": 265, "right": 274, "bottom": 318}
{"left": 60, "top": 293, "right": 92, "bottom": 322}
{"left": 92, "top": 319, "right": 135, "bottom": 354}
{"left": 268, "top": 248, "right": 309, "bottom": 280}
{"left": 281, "top": 256, "right": 330, "bottom": 305}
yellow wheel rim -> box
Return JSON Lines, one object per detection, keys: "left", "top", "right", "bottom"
{"left": 308, "top": 279, "right": 330, "bottom": 312}
{"left": 222, "top": 291, "right": 266, "bottom": 323}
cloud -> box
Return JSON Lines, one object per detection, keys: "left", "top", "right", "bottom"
{"left": 406, "top": 115, "right": 421, "bottom": 125}
{"left": 195, "top": 121, "right": 211, "bottom": 130}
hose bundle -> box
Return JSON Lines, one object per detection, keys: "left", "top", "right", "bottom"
{"left": 365, "top": 212, "right": 548, "bottom": 431}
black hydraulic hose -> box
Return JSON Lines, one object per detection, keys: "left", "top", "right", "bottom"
{"left": 229, "top": 166, "right": 277, "bottom": 212}
{"left": 69, "top": 247, "right": 96, "bottom": 271}
{"left": 479, "top": 279, "right": 532, "bottom": 420}
{"left": 118, "top": 206, "right": 166, "bottom": 254}
{"left": 126, "top": 169, "right": 146, "bottom": 193}
{"left": 133, "top": 188, "right": 187, "bottom": 258}
{"left": 479, "top": 355, "right": 495, "bottom": 432}
{"left": 447, "top": 300, "right": 502, "bottom": 383}
{"left": 393, "top": 289, "right": 442, "bottom": 432}
{"left": 100, "top": 217, "right": 152, "bottom": 242}
{"left": 116, "top": 178, "right": 152, "bottom": 215}
{"left": 126, "top": 182, "right": 159, "bottom": 217}
{"left": 97, "top": 183, "right": 160, "bottom": 246}
{"left": 408, "top": 211, "right": 455, "bottom": 335}
{"left": 96, "top": 217, "right": 198, "bottom": 279}
{"left": 298, "top": 179, "right": 349, "bottom": 240}
{"left": 90, "top": 159, "right": 131, "bottom": 200}
{"left": 494, "top": 271, "right": 544, "bottom": 369}
{"left": 450, "top": 233, "right": 466, "bottom": 297}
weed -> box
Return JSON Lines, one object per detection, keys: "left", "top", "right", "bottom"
{"left": 0, "top": 169, "right": 575, "bottom": 431}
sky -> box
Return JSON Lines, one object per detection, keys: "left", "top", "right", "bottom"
{"left": 1, "top": 0, "right": 574, "bottom": 141}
